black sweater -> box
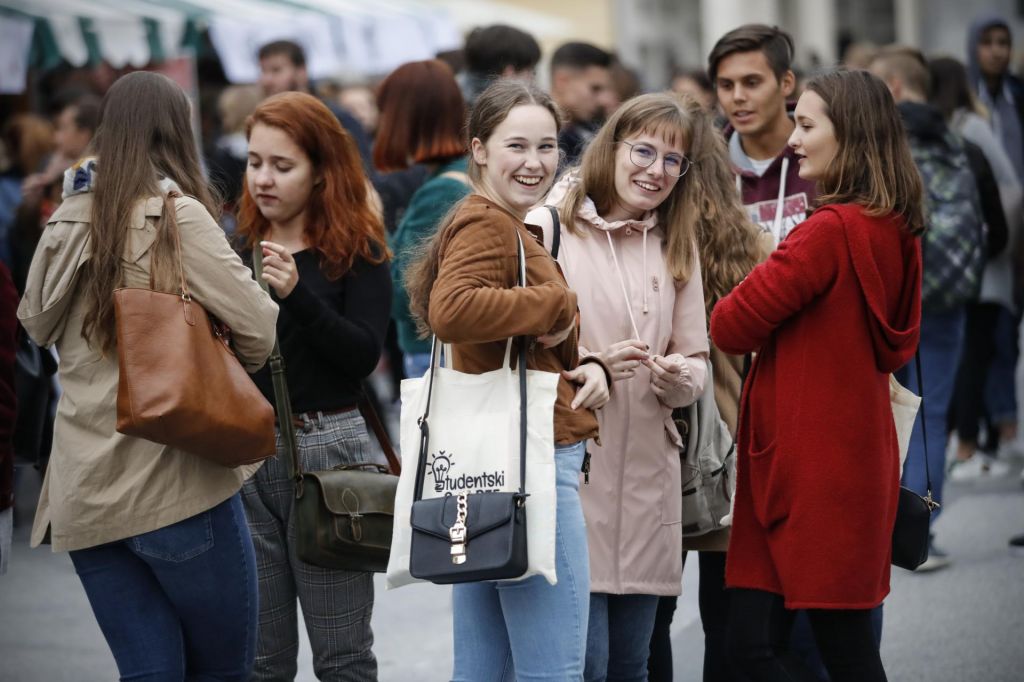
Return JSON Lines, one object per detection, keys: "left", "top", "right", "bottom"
{"left": 251, "top": 248, "right": 392, "bottom": 413}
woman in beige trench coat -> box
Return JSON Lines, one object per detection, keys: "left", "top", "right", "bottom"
{"left": 17, "top": 72, "right": 277, "bottom": 680}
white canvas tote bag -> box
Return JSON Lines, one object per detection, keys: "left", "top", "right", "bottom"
{"left": 386, "top": 234, "right": 560, "bottom": 588}
{"left": 890, "top": 374, "right": 921, "bottom": 468}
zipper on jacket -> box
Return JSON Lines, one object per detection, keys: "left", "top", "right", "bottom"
{"left": 582, "top": 450, "right": 591, "bottom": 484}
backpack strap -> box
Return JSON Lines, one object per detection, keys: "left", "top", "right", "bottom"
{"left": 546, "top": 205, "right": 561, "bottom": 259}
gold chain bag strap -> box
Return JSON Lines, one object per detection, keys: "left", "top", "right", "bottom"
{"left": 114, "top": 192, "right": 276, "bottom": 466}
{"left": 252, "top": 243, "right": 400, "bottom": 573}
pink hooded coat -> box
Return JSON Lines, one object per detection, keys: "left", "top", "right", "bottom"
{"left": 527, "top": 177, "right": 709, "bottom": 595}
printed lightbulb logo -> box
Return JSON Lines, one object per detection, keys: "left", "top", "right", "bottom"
{"left": 428, "top": 451, "right": 453, "bottom": 493}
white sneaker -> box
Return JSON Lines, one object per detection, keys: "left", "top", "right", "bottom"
{"left": 949, "top": 454, "right": 1011, "bottom": 482}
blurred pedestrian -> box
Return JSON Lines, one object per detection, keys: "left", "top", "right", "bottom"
{"left": 459, "top": 24, "right": 542, "bottom": 107}
{"left": 527, "top": 90, "right": 716, "bottom": 681}
{"left": 208, "top": 84, "right": 263, "bottom": 209}
{"left": 551, "top": 42, "right": 614, "bottom": 170}
{"left": 670, "top": 68, "right": 716, "bottom": 112}
{"left": 405, "top": 79, "right": 610, "bottom": 680}
{"left": 375, "top": 60, "right": 468, "bottom": 379}
{"left": 0, "top": 263, "right": 17, "bottom": 577}
{"left": 930, "top": 56, "right": 1022, "bottom": 481}
{"left": 17, "top": 71, "right": 278, "bottom": 680}
{"left": 711, "top": 68, "right": 924, "bottom": 682}
{"left": 338, "top": 83, "right": 380, "bottom": 137}
{"left": 871, "top": 47, "right": 987, "bottom": 570}
{"left": 257, "top": 40, "right": 374, "bottom": 171}
{"left": 967, "top": 13, "right": 1024, "bottom": 463}
{"left": 237, "top": 91, "right": 391, "bottom": 681}
{"left": 21, "top": 91, "right": 99, "bottom": 206}
{"left": 0, "top": 115, "right": 54, "bottom": 267}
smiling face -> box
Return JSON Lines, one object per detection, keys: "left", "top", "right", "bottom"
{"left": 788, "top": 90, "right": 839, "bottom": 181}
{"left": 246, "top": 122, "right": 317, "bottom": 228}
{"left": 715, "top": 50, "right": 794, "bottom": 138}
{"left": 609, "top": 130, "right": 686, "bottom": 221}
{"left": 471, "top": 104, "right": 559, "bottom": 217}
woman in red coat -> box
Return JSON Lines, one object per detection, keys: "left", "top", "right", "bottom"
{"left": 710, "top": 69, "right": 923, "bottom": 682}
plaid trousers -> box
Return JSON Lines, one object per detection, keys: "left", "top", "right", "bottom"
{"left": 242, "top": 410, "right": 378, "bottom": 681}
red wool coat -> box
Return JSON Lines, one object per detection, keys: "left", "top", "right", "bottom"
{"left": 710, "top": 204, "right": 921, "bottom": 609}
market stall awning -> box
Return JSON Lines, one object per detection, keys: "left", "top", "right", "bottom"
{"left": 0, "top": 0, "right": 572, "bottom": 93}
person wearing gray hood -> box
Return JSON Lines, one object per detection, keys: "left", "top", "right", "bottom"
{"left": 967, "top": 13, "right": 1024, "bottom": 466}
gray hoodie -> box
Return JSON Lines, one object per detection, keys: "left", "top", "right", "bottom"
{"left": 967, "top": 12, "right": 1024, "bottom": 181}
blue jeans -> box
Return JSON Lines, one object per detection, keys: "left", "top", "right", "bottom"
{"left": 70, "top": 494, "right": 258, "bottom": 681}
{"left": 985, "top": 306, "right": 1020, "bottom": 425}
{"left": 452, "top": 441, "right": 590, "bottom": 681}
{"left": 585, "top": 593, "right": 659, "bottom": 682}
{"left": 897, "top": 308, "right": 965, "bottom": 522}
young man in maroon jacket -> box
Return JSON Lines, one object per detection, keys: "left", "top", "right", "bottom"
{"left": 709, "top": 24, "right": 817, "bottom": 246}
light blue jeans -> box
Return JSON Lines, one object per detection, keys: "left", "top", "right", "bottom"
{"left": 452, "top": 441, "right": 590, "bottom": 681}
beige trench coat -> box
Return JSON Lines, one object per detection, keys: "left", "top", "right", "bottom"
{"left": 18, "top": 193, "right": 277, "bottom": 552}
{"left": 528, "top": 179, "right": 709, "bottom": 595}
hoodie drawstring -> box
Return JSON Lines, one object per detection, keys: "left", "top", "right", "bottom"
{"left": 772, "top": 157, "right": 789, "bottom": 240}
{"left": 605, "top": 231, "right": 642, "bottom": 340}
{"left": 641, "top": 228, "right": 649, "bottom": 314}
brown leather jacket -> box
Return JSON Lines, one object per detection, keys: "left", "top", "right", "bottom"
{"left": 428, "top": 195, "right": 600, "bottom": 445}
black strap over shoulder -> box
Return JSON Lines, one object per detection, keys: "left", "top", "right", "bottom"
{"left": 546, "top": 205, "right": 561, "bottom": 260}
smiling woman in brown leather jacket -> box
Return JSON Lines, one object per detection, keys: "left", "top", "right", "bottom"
{"left": 406, "top": 79, "right": 610, "bottom": 681}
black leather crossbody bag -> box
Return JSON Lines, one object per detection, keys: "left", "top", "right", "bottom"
{"left": 408, "top": 233, "right": 530, "bottom": 584}
{"left": 891, "top": 351, "right": 940, "bottom": 571}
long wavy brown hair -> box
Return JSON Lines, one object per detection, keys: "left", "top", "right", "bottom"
{"left": 82, "top": 72, "right": 219, "bottom": 353}
{"left": 405, "top": 80, "right": 561, "bottom": 335}
{"left": 806, "top": 69, "right": 925, "bottom": 235}
{"left": 236, "top": 92, "right": 389, "bottom": 278}
{"left": 562, "top": 91, "right": 759, "bottom": 305}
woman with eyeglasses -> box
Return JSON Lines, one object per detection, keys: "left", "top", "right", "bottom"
{"left": 528, "top": 92, "right": 717, "bottom": 681}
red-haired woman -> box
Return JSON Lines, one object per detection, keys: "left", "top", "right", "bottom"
{"left": 237, "top": 91, "right": 391, "bottom": 681}
{"left": 375, "top": 59, "right": 468, "bottom": 377}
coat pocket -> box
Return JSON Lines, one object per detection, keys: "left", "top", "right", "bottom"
{"left": 746, "top": 441, "right": 790, "bottom": 529}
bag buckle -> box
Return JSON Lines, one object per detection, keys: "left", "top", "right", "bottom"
{"left": 449, "top": 493, "right": 468, "bottom": 564}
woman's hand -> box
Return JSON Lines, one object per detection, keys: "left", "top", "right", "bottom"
{"left": 599, "top": 339, "right": 649, "bottom": 381}
{"left": 562, "top": 362, "right": 610, "bottom": 410}
{"left": 642, "top": 354, "right": 687, "bottom": 400}
{"left": 260, "top": 241, "right": 299, "bottom": 298}
{"left": 537, "top": 320, "right": 574, "bottom": 348}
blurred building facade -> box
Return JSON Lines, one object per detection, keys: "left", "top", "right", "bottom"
{"left": 612, "top": 0, "right": 1024, "bottom": 89}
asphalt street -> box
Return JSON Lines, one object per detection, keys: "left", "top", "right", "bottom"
{"left": 3, "top": 363, "right": 1024, "bottom": 682}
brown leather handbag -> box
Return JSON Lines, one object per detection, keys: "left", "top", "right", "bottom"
{"left": 114, "top": 193, "right": 276, "bottom": 466}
